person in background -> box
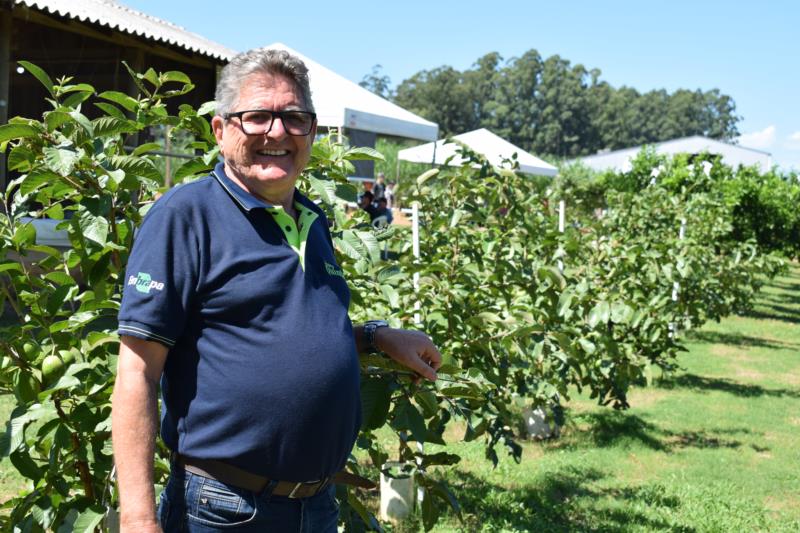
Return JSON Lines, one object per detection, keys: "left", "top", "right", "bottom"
{"left": 374, "top": 197, "right": 393, "bottom": 225}
{"left": 372, "top": 172, "right": 386, "bottom": 200}
{"left": 358, "top": 189, "right": 380, "bottom": 221}
{"left": 112, "top": 47, "right": 441, "bottom": 533}
{"left": 385, "top": 180, "right": 396, "bottom": 208}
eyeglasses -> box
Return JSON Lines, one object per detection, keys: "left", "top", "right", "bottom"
{"left": 223, "top": 109, "right": 317, "bottom": 136}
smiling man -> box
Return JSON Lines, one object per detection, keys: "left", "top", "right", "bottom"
{"left": 112, "top": 48, "right": 441, "bottom": 533}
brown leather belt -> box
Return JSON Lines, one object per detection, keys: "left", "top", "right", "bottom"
{"left": 175, "top": 454, "right": 376, "bottom": 499}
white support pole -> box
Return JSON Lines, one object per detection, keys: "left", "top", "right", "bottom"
{"left": 557, "top": 200, "right": 566, "bottom": 273}
{"left": 411, "top": 201, "right": 421, "bottom": 326}
{"left": 670, "top": 218, "right": 687, "bottom": 338}
{"left": 410, "top": 201, "right": 424, "bottom": 505}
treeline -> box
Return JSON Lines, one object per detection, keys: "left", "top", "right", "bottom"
{"left": 361, "top": 50, "right": 740, "bottom": 158}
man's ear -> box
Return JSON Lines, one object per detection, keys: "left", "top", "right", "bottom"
{"left": 211, "top": 115, "right": 225, "bottom": 152}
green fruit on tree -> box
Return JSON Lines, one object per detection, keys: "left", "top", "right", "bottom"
{"left": 14, "top": 372, "right": 41, "bottom": 403}
{"left": 22, "top": 342, "right": 38, "bottom": 361}
{"left": 0, "top": 356, "right": 12, "bottom": 384}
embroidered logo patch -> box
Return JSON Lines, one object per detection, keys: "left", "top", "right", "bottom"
{"left": 128, "top": 272, "right": 165, "bottom": 294}
{"left": 324, "top": 261, "right": 345, "bottom": 279}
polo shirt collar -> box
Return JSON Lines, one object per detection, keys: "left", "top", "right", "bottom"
{"left": 212, "top": 162, "right": 311, "bottom": 212}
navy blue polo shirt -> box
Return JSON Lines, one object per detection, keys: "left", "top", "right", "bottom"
{"left": 118, "top": 162, "right": 361, "bottom": 482}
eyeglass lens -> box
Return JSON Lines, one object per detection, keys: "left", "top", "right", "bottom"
{"left": 240, "top": 111, "right": 314, "bottom": 135}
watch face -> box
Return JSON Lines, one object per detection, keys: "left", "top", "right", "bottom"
{"left": 368, "top": 320, "right": 389, "bottom": 327}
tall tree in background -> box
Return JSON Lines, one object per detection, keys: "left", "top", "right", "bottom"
{"left": 384, "top": 49, "right": 741, "bottom": 158}
{"left": 359, "top": 64, "right": 393, "bottom": 100}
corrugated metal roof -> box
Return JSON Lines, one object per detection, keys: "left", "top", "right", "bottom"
{"left": 572, "top": 136, "right": 772, "bottom": 172}
{"left": 14, "top": 0, "right": 237, "bottom": 61}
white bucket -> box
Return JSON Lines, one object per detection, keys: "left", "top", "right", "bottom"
{"left": 380, "top": 462, "right": 415, "bottom": 522}
{"left": 523, "top": 406, "right": 559, "bottom": 439}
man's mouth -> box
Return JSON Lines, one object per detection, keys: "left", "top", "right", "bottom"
{"left": 256, "top": 149, "right": 290, "bottom": 156}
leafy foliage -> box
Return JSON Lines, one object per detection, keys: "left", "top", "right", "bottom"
{"left": 0, "top": 64, "right": 786, "bottom": 532}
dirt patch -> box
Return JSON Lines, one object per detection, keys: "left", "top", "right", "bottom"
{"left": 789, "top": 417, "right": 800, "bottom": 427}
{"left": 731, "top": 367, "right": 766, "bottom": 381}
{"left": 765, "top": 494, "right": 800, "bottom": 514}
{"left": 627, "top": 388, "right": 670, "bottom": 410}
{"left": 710, "top": 345, "right": 748, "bottom": 359}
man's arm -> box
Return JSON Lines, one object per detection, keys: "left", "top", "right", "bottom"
{"left": 354, "top": 325, "right": 442, "bottom": 381}
{"left": 111, "top": 336, "right": 168, "bottom": 533}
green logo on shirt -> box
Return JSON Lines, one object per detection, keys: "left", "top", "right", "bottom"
{"left": 325, "top": 261, "right": 344, "bottom": 279}
{"left": 128, "top": 272, "right": 165, "bottom": 294}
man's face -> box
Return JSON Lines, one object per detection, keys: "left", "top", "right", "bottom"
{"left": 212, "top": 72, "right": 316, "bottom": 205}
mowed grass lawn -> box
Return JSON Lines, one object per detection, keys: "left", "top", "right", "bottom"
{"left": 1, "top": 265, "right": 799, "bottom": 532}
{"left": 377, "top": 264, "right": 800, "bottom": 532}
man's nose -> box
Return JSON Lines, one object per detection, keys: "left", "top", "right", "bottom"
{"left": 266, "top": 116, "right": 288, "bottom": 137}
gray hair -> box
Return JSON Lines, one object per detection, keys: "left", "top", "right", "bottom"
{"left": 215, "top": 48, "right": 314, "bottom": 116}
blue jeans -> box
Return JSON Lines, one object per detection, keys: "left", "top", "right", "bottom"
{"left": 158, "top": 465, "right": 339, "bottom": 532}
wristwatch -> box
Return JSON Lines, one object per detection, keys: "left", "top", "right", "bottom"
{"left": 363, "top": 320, "right": 389, "bottom": 353}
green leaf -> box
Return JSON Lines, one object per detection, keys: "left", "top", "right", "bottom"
{"left": 0, "top": 123, "right": 38, "bottom": 143}
{"left": 79, "top": 214, "right": 109, "bottom": 246}
{"left": 132, "top": 142, "right": 163, "bottom": 156}
{"left": 308, "top": 175, "right": 338, "bottom": 205}
{"left": 69, "top": 110, "right": 94, "bottom": 135}
{"left": 20, "top": 169, "right": 61, "bottom": 195}
{"left": 10, "top": 449, "right": 42, "bottom": 480}
{"left": 449, "top": 209, "right": 464, "bottom": 228}
{"left": 18, "top": 61, "right": 55, "bottom": 97}
{"left": 94, "top": 101, "right": 128, "bottom": 120}
{"left": 162, "top": 70, "right": 192, "bottom": 84}
{"left": 578, "top": 338, "right": 596, "bottom": 354}
{"left": 12, "top": 222, "right": 36, "bottom": 247}
{"left": 8, "top": 145, "right": 35, "bottom": 171}
{"left": 43, "top": 146, "right": 81, "bottom": 176}
{"left": 346, "top": 490, "right": 382, "bottom": 532}
{"left": 360, "top": 376, "right": 392, "bottom": 430}
{"left": 93, "top": 116, "right": 137, "bottom": 137}
{"left": 174, "top": 157, "right": 213, "bottom": 181}
{"left": 98, "top": 90, "right": 138, "bottom": 112}
{"left": 61, "top": 90, "right": 93, "bottom": 109}
{"left": 335, "top": 182, "right": 358, "bottom": 203}
{"left": 44, "top": 111, "right": 72, "bottom": 132}
{"left": 414, "top": 390, "right": 440, "bottom": 418}
{"left": 421, "top": 492, "right": 440, "bottom": 531}
{"left": 72, "top": 506, "right": 105, "bottom": 533}
{"left": 416, "top": 168, "right": 439, "bottom": 187}
{"left": 610, "top": 301, "right": 634, "bottom": 324}
{"left": 197, "top": 100, "right": 217, "bottom": 116}
{"left": 344, "top": 146, "right": 385, "bottom": 161}
{"left": 380, "top": 284, "right": 400, "bottom": 309}
{"left": 393, "top": 399, "right": 428, "bottom": 443}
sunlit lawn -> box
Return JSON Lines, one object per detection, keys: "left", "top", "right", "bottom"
{"left": 2, "top": 265, "right": 798, "bottom": 532}
{"left": 367, "top": 264, "right": 800, "bottom": 532}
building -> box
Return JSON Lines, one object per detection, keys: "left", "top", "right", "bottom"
{"left": 572, "top": 136, "right": 772, "bottom": 172}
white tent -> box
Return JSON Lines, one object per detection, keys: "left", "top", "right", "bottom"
{"left": 572, "top": 136, "right": 772, "bottom": 172}
{"left": 397, "top": 128, "right": 558, "bottom": 177}
{"left": 266, "top": 43, "right": 438, "bottom": 142}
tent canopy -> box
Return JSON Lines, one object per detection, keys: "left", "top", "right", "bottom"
{"left": 266, "top": 43, "right": 438, "bottom": 142}
{"left": 572, "top": 135, "right": 773, "bottom": 172}
{"left": 397, "top": 128, "right": 558, "bottom": 177}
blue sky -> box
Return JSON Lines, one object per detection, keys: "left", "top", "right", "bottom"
{"left": 125, "top": 0, "right": 799, "bottom": 170}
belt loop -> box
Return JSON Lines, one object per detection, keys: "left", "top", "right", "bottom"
{"left": 259, "top": 479, "right": 279, "bottom": 502}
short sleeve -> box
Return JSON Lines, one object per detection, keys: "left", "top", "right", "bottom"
{"left": 117, "top": 203, "right": 199, "bottom": 347}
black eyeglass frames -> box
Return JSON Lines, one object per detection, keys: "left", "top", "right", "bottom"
{"left": 222, "top": 109, "right": 317, "bottom": 136}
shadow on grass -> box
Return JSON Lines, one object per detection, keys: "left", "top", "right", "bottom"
{"left": 659, "top": 373, "right": 800, "bottom": 399}
{"left": 551, "top": 411, "right": 757, "bottom": 454}
{"left": 743, "top": 305, "right": 800, "bottom": 324}
{"left": 445, "top": 467, "right": 695, "bottom": 532}
{"left": 686, "top": 330, "right": 800, "bottom": 350}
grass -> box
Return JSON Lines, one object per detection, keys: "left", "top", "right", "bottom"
{"left": 372, "top": 263, "right": 800, "bottom": 532}
{"left": 2, "top": 265, "right": 799, "bottom": 532}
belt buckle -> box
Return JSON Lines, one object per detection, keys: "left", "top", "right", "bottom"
{"left": 288, "top": 477, "right": 329, "bottom": 499}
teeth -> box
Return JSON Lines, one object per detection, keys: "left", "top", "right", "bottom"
{"left": 257, "top": 149, "right": 289, "bottom": 156}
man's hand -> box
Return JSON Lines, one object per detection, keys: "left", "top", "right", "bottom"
{"left": 373, "top": 328, "right": 442, "bottom": 382}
